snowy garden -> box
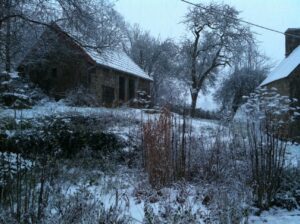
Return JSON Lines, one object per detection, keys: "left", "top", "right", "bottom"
{"left": 0, "top": 72, "right": 300, "bottom": 223}
{"left": 1, "top": 0, "right": 300, "bottom": 223}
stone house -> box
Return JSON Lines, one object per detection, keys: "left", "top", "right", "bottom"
{"left": 260, "top": 28, "right": 300, "bottom": 138}
{"left": 18, "top": 24, "right": 152, "bottom": 106}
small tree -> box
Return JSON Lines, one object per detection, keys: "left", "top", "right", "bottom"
{"left": 215, "top": 67, "right": 267, "bottom": 115}
{"left": 124, "top": 25, "right": 179, "bottom": 105}
{"left": 215, "top": 39, "right": 270, "bottom": 116}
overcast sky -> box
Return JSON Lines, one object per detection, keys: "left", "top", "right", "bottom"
{"left": 116, "top": 0, "right": 300, "bottom": 65}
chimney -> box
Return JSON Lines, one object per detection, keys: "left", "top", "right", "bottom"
{"left": 285, "top": 28, "right": 300, "bottom": 57}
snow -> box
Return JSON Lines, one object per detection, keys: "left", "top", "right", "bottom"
{"left": 2, "top": 101, "right": 300, "bottom": 222}
{"left": 260, "top": 45, "right": 300, "bottom": 86}
{"left": 8, "top": 72, "right": 19, "bottom": 79}
{"left": 0, "top": 152, "right": 32, "bottom": 170}
{"left": 3, "top": 92, "right": 30, "bottom": 100}
{"left": 0, "top": 101, "right": 143, "bottom": 120}
{"left": 61, "top": 168, "right": 209, "bottom": 223}
{"left": 249, "top": 208, "right": 300, "bottom": 224}
{"left": 0, "top": 152, "right": 32, "bottom": 186}
{"left": 86, "top": 48, "right": 153, "bottom": 81}
{"left": 1, "top": 80, "right": 12, "bottom": 85}
{"left": 286, "top": 143, "right": 300, "bottom": 167}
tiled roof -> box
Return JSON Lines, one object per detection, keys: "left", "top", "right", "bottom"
{"left": 51, "top": 23, "right": 152, "bottom": 81}
{"left": 86, "top": 48, "right": 153, "bottom": 81}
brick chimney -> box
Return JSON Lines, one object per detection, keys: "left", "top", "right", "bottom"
{"left": 285, "top": 28, "right": 300, "bottom": 57}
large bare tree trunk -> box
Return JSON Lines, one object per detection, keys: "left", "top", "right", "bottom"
{"left": 189, "top": 30, "right": 200, "bottom": 118}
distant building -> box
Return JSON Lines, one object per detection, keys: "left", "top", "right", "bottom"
{"left": 260, "top": 28, "right": 300, "bottom": 138}
{"left": 18, "top": 24, "right": 152, "bottom": 106}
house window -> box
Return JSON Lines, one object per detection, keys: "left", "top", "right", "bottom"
{"left": 102, "top": 85, "right": 115, "bottom": 105}
{"left": 128, "top": 79, "right": 135, "bottom": 100}
{"left": 119, "top": 77, "right": 125, "bottom": 101}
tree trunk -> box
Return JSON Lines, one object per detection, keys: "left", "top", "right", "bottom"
{"left": 190, "top": 91, "right": 199, "bottom": 118}
{"left": 189, "top": 30, "right": 200, "bottom": 118}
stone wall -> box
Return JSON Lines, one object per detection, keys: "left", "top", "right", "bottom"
{"left": 266, "top": 65, "right": 300, "bottom": 141}
{"left": 91, "top": 67, "right": 151, "bottom": 106}
{"left": 18, "top": 26, "right": 93, "bottom": 100}
{"left": 289, "top": 66, "right": 300, "bottom": 140}
{"left": 266, "top": 78, "right": 290, "bottom": 97}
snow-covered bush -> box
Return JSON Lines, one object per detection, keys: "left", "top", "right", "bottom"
{"left": 243, "top": 87, "right": 299, "bottom": 138}
{"left": 273, "top": 165, "right": 300, "bottom": 210}
{"left": 243, "top": 87, "right": 300, "bottom": 209}
{"left": 0, "top": 152, "right": 57, "bottom": 223}
{"left": 45, "top": 188, "right": 132, "bottom": 224}
{"left": 0, "top": 114, "right": 125, "bottom": 158}
{"left": 0, "top": 71, "right": 48, "bottom": 109}
{"left": 63, "top": 85, "right": 100, "bottom": 107}
{"left": 0, "top": 110, "right": 138, "bottom": 223}
{"left": 134, "top": 90, "right": 151, "bottom": 108}
{"left": 206, "top": 182, "right": 251, "bottom": 224}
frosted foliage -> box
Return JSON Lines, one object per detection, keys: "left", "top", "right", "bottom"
{"left": 243, "top": 87, "right": 299, "bottom": 131}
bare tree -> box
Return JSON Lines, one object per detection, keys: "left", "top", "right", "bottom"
{"left": 215, "top": 67, "right": 267, "bottom": 115}
{"left": 125, "top": 25, "right": 179, "bottom": 104}
{"left": 58, "top": 0, "right": 126, "bottom": 50}
{"left": 181, "top": 2, "right": 253, "bottom": 117}
{"left": 215, "top": 44, "right": 270, "bottom": 115}
{"left": 0, "top": 0, "right": 125, "bottom": 72}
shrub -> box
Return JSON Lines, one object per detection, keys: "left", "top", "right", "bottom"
{"left": 0, "top": 72, "right": 48, "bottom": 109}
{"left": 243, "top": 87, "right": 299, "bottom": 209}
{"left": 0, "top": 115, "right": 124, "bottom": 158}
{"left": 63, "top": 86, "right": 100, "bottom": 107}
{"left": 142, "top": 108, "right": 173, "bottom": 187}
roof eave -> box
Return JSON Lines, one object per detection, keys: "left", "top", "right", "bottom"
{"left": 95, "top": 63, "right": 153, "bottom": 81}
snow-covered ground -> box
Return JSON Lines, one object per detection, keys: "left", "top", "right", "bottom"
{"left": 0, "top": 101, "right": 141, "bottom": 119}
{"left": 59, "top": 166, "right": 209, "bottom": 223}
{"left": 286, "top": 143, "right": 300, "bottom": 167}
{"left": 249, "top": 208, "right": 300, "bottom": 224}
{"left": 1, "top": 102, "right": 300, "bottom": 223}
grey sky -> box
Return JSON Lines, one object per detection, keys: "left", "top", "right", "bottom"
{"left": 116, "top": 0, "right": 300, "bottom": 65}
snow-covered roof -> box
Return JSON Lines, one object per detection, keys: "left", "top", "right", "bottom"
{"left": 260, "top": 45, "right": 300, "bottom": 86}
{"left": 37, "top": 23, "right": 152, "bottom": 82}
{"left": 86, "top": 48, "right": 153, "bottom": 81}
